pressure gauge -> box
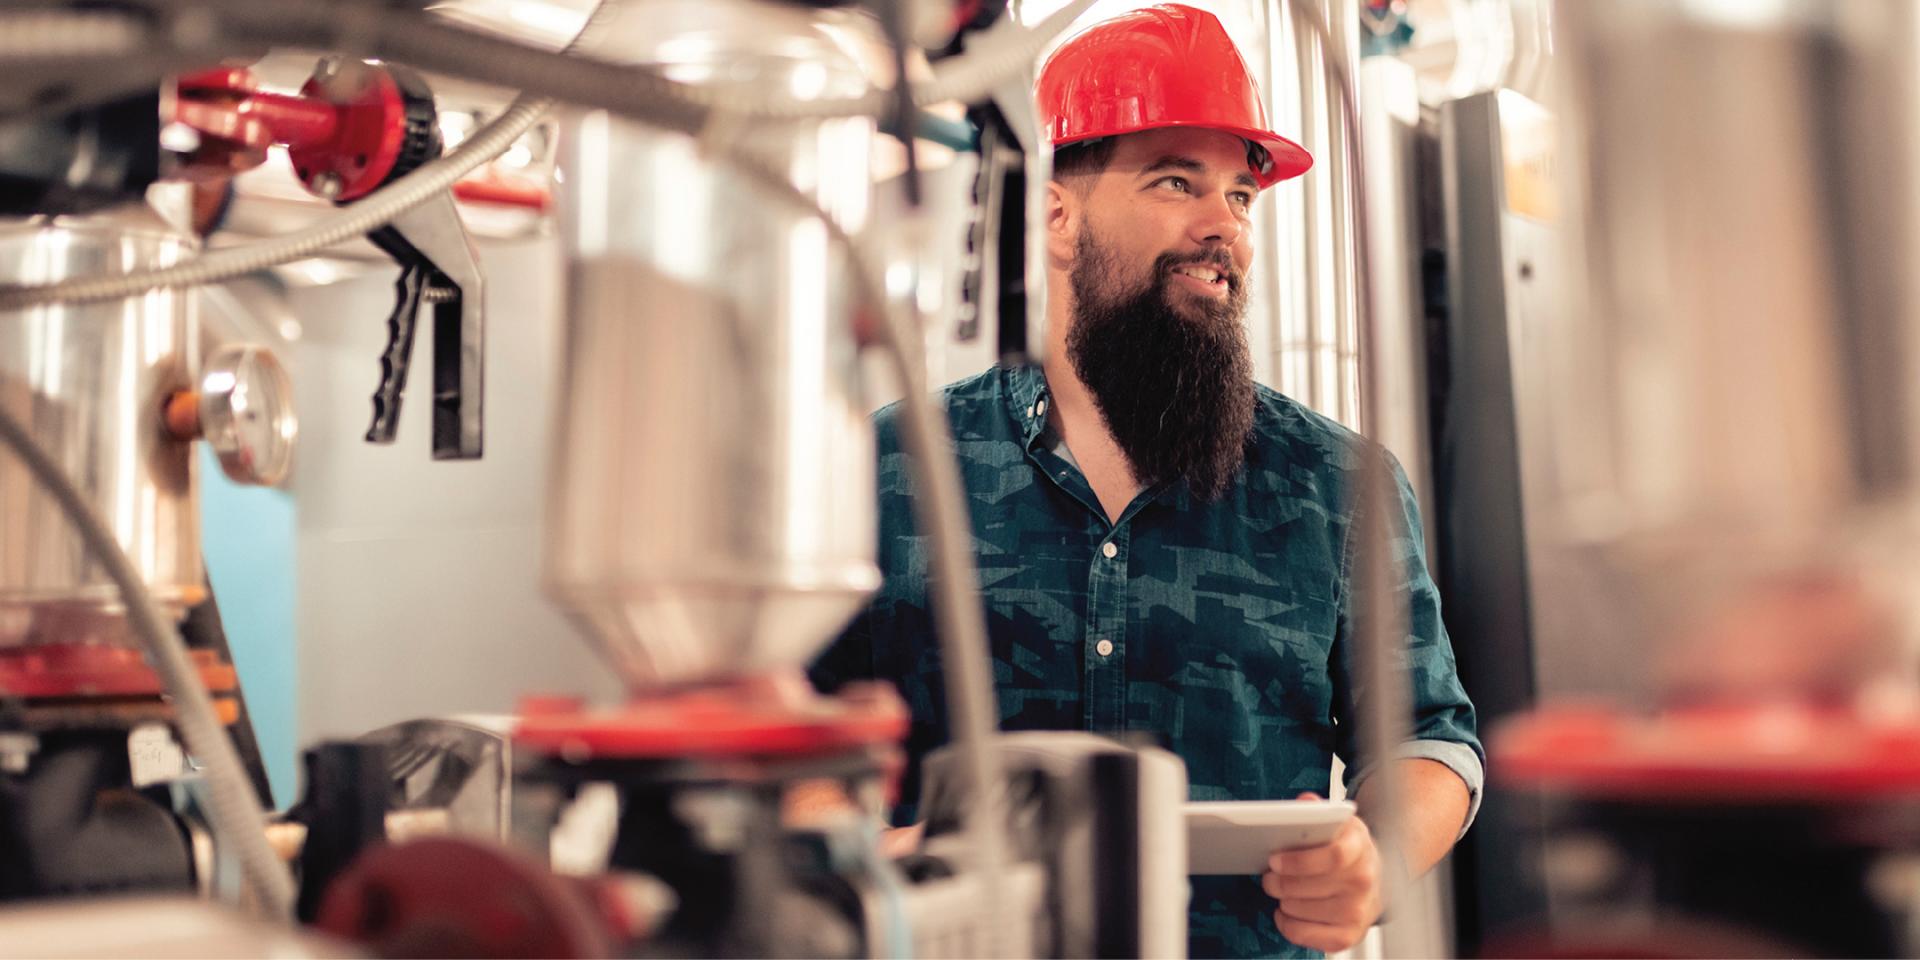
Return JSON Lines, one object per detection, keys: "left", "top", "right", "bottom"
{"left": 197, "top": 344, "right": 298, "bottom": 487}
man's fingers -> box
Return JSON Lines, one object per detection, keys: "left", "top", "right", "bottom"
{"left": 1262, "top": 869, "right": 1361, "bottom": 901}
{"left": 1268, "top": 814, "right": 1371, "bottom": 876}
{"left": 1274, "top": 892, "right": 1377, "bottom": 928}
{"left": 879, "top": 823, "right": 924, "bottom": 857}
{"left": 1271, "top": 908, "right": 1368, "bottom": 954}
{"left": 1268, "top": 840, "right": 1339, "bottom": 876}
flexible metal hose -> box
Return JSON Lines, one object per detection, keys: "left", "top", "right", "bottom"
{"left": 218, "top": 0, "right": 1093, "bottom": 121}
{"left": 0, "top": 0, "right": 1086, "bottom": 309}
{"left": 0, "top": 96, "right": 549, "bottom": 310}
{"left": 1, "top": 3, "right": 1016, "bottom": 936}
{"left": 0, "top": 0, "right": 626, "bottom": 312}
{"left": 721, "top": 155, "right": 1014, "bottom": 953}
{"left": 0, "top": 407, "right": 297, "bottom": 917}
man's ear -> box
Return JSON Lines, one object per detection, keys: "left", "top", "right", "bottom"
{"left": 1046, "top": 179, "right": 1079, "bottom": 266}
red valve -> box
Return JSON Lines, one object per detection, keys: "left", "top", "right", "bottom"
{"left": 172, "top": 60, "right": 440, "bottom": 202}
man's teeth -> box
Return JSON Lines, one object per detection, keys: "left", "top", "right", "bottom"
{"left": 1174, "top": 265, "right": 1223, "bottom": 282}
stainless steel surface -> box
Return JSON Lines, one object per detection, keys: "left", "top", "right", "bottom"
{"left": 1546, "top": 0, "right": 1920, "bottom": 698}
{"left": 359, "top": 715, "right": 512, "bottom": 842}
{"left": 199, "top": 343, "right": 297, "bottom": 487}
{"left": 546, "top": 0, "right": 880, "bottom": 687}
{"left": 384, "top": 191, "right": 486, "bottom": 460}
{"left": 1261, "top": 0, "right": 1362, "bottom": 426}
{"left": 1356, "top": 57, "right": 1436, "bottom": 528}
{"left": 0, "top": 896, "right": 359, "bottom": 959}
{"left": 0, "top": 204, "right": 202, "bottom": 645}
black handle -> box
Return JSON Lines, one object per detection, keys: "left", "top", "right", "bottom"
{"left": 364, "top": 226, "right": 430, "bottom": 446}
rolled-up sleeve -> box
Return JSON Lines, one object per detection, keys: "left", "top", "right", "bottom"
{"left": 1345, "top": 739, "right": 1484, "bottom": 836}
{"left": 1332, "top": 448, "right": 1485, "bottom": 834}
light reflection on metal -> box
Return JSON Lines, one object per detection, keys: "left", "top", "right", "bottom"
{"left": 0, "top": 205, "right": 202, "bottom": 646}
{"left": 544, "top": 0, "right": 881, "bottom": 689}
{"left": 1544, "top": 0, "right": 1920, "bottom": 704}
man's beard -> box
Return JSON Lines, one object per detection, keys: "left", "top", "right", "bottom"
{"left": 1065, "top": 227, "right": 1256, "bottom": 500}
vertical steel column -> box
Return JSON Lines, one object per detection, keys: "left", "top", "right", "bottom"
{"left": 1282, "top": 1, "right": 1446, "bottom": 956}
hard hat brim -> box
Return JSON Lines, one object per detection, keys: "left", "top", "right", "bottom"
{"left": 1056, "top": 122, "right": 1313, "bottom": 189}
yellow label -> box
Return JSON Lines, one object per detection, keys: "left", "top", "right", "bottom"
{"left": 1500, "top": 90, "right": 1557, "bottom": 222}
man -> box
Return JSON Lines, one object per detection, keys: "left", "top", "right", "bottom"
{"left": 811, "top": 5, "right": 1481, "bottom": 957}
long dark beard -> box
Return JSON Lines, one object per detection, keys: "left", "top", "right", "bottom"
{"left": 1065, "top": 228, "right": 1256, "bottom": 500}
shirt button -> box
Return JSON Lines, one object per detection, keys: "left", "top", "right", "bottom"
{"left": 1036, "top": 398, "right": 1048, "bottom": 417}
{"left": 1101, "top": 541, "right": 1118, "bottom": 559}
{"left": 1025, "top": 404, "right": 1035, "bottom": 418}
{"left": 1095, "top": 639, "right": 1115, "bottom": 657}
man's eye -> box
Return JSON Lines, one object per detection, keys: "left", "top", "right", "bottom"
{"left": 1156, "top": 176, "right": 1191, "bottom": 193}
{"left": 1231, "top": 191, "right": 1254, "bottom": 208}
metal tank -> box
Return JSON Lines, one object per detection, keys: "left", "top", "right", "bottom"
{"left": 1542, "top": 0, "right": 1920, "bottom": 701}
{"left": 545, "top": 0, "right": 881, "bottom": 688}
{"left": 0, "top": 204, "right": 202, "bottom": 647}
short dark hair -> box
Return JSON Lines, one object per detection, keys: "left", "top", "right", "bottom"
{"left": 1051, "top": 137, "right": 1118, "bottom": 180}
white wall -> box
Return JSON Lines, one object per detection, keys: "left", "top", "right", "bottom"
{"left": 287, "top": 233, "right": 618, "bottom": 745}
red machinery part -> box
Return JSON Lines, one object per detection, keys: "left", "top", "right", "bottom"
{"left": 0, "top": 644, "right": 235, "bottom": 700}
{"left": 512, "top": 679, "right": 909, "bottom": 761}
{"left": 288, "top": 60, "right": 439, "bottom": 202}
{"left": 176, "top": 67, "right": 338, "bottom": 150}
{"left": 173, "top": 61, "right": 439, "bottom": 202}
{"left": 1492, "top": 702, "right": 1920, "bottom": 800}
{"left": 174, "top": 62, "right": 553, "bottom": 210}
{"left": 452, "top": 178, "right": 552, "bottom": 212}
{"left": 314, "top": 837, "right": 617, "bottom": 959}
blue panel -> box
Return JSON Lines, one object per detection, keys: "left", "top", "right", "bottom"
{"left": 198, "top": 448, "right": 299, "bottom": 809}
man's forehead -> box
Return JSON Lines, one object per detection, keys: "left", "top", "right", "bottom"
{"left": 1108, "top": 129, "right": 1260, "bottom": 185}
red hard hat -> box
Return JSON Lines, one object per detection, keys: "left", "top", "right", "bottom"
{"left": 1035, "top": 4, "right": 1312, "bottom": 188}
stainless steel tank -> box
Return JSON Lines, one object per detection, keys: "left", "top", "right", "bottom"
{"left": 545, "top": 0, "right": 881, "bottom": 687}
{"left": 1541, "top": 0, "right": 1920, "bottom": 700}
{"left": 0, "top": 204, "right": 202, "bottom": 646}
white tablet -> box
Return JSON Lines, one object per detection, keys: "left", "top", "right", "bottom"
{"left": 1184, "top": 799, "right": 1358, "bottom": 875}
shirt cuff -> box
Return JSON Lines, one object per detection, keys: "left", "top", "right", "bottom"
{"left": 1345, "top": 739, "right": 1484, "bottom": 839}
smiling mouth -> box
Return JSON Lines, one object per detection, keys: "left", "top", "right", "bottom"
{"left": 1168, "top": 262, "right": 1233, "bottom": 297}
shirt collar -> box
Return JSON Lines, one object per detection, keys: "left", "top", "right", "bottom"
{"left": 1003, "top": 361, "right": 1191, "bottom": 515}
{"left": 1002, "top": 363, "right": 1052, "bottom": 449}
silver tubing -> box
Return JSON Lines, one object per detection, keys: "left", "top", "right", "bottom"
{"left": 0, "top": 406, "right": 297, "bottom": 918}
{"left": 1289, "top": 0, "right": 1440, "bottom": 955}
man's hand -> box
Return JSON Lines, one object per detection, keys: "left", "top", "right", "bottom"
{"left": 1260, "top": 792, "right": 1382, "bottom": 953}
{"left": 880, "top": 822, "right": 925, "bottom": 857}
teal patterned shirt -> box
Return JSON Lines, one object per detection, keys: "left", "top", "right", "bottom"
{"left": 811, "top": 363, "right": 1482, "bottom": 959}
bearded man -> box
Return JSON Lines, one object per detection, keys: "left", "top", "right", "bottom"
{"left": 810, "top": 6, "right": 1482, "bottom": 957}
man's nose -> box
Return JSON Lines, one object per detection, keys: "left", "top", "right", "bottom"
{"left": 1188, "top": 192, "right": 1244, "bottom": 246}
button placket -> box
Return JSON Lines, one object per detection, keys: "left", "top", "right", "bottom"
{"left": 1083, "top": 524, "right": 1130, "bottom": 730}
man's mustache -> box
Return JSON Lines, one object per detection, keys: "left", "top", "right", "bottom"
{"left": 1155, "top": 248, "right": 1244, "bottom": 290}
